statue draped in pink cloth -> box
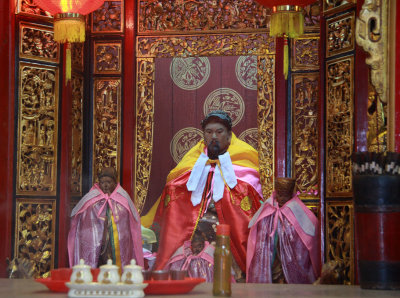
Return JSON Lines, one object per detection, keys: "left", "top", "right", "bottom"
{"left": 165, "top": 230, "right": 214, "bottom": 282}
{"left": 68, "top": 167, "right": 143, "bottom": 268}
{"left": 246, "top": 178, "right": 320, "bottom": 283}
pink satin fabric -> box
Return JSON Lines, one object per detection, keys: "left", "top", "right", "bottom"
{"left": 166, "top": 240, "right": 214, "bottom": 282}
{"left": 246, "top": 192, "right": 320, "bottom": 283}
{"left": 68, "top": 184, "right": 143, "bottom": 268}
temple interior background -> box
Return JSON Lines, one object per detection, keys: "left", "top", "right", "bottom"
{"left": 0, "top": 0, "right": 399, "bottom": 285}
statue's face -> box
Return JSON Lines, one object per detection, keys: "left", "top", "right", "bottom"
{"left": 203, "top": 121, "right": 231, "bottom": 156}
{"left": 99, "top": 176, "right": 117, "bottom": 194}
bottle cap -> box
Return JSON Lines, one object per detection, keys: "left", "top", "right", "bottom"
{"left": 216, "top": 224, "right": 230, "bottom": 236}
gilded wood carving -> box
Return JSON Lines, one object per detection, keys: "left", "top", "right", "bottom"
{"left": 291, "top": 35, "right": 319, "bottom": 71}
{"left": 15, "top": 198, "right": 56, "bottom": 278}
{"left": 17, "top": 62, "right": 59, "bottom": 196}
{"left": 70, "top": 73, "right": 84, "bottom": 196}
{"left": 92, "top": 79, "right": 121, "bottom": 185}
{"left": 138, "top": 0, "right": 270, "bottom": 34}
{"left": 19, "top": 22, "right": 59, "bottom": 63}
{"left": 326, "top": 201, "right": 354, "bottom": 285}
{"left": 91, "top": 1, "right": 123, "bottom": 33}
{"left": 94, "top": 41, "right": 122, "bottom": 74}
{"left": 326, "top": 11, "right": 355, "bottom": 58}
{"left": 325, "top": 56, "right": 354, "bottom": 197}
{"left": 292, "top": 73, "right": 319, "bottom": 199}
{"left": 16, "top": 0, "right": 52, "bottom": 17}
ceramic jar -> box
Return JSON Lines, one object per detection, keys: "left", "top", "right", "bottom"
{"left": 121, "top": 259, "right": 143, "bottom": 284}
{"left": 97, "top": 259, "right": 120, "bottom": 284}
{"left": 70, "top": 259, "right": 93, "bottom": 284}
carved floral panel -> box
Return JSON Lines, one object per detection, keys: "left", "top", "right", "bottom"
{"left": 92, "top": 79, "right": 121, "bottom": 185}
{"left": 72, "top": 43, "right": 84, "bottom": 72}
{"left": 138, "top": 0, "right": 270, "bottom": 34}
{"left": 94, "top": 41, "right": 122, "bottom": 74}
{"left": 16, "top": 0, "right": 52, "bottom": 17}
{"left": 292, "top": 73, "right": 319, "bottom": 199}
{"left": 325, "top": 56, "right": 354, "bottom": 197}
{"left": 15, "top": 198, "right": 56, "bottom": 278}
{"left": 92, "top": 1, "right": 123, "bottom": 33}
{"left": 326, "top": 11, "right": 355, "bottom": 58}
{"left": 137, "top": 33, "right": 275, "bottom": 58}
{"left": 17, "top": 62, "right": 59, "bottom": 196}
{"left": 303, "top": 2, "right": 321, "bottom": 32}
{"left": 291, "top": 35, "right": 319, "bottom": 71}
{"left": 19, "top": 22, "right": 59, "bottom": 63}
{"left": 326, "top": 201, "right": 354, "bottom": 285}
{"left": 70, "top": 73, "right": 84, "bottom": 196}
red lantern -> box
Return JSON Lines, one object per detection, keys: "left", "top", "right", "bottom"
{"left": 33, "top": 0, "right": 105, "bottom": 82}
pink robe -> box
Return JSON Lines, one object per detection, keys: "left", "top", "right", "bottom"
{"left": 166, "top": 240, "right": 214, "bottom": 282}
{"left": 68, "top": 183, "right": 143, "bottom": 268}
{"left": 246, "top": 192, "right": 320, "bottom": 283}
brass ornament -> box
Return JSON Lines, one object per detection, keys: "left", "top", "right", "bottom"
{"left": 240, "top": 196, "right": 252, "bottom": 212}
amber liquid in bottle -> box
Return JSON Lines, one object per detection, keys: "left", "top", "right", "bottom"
{"left": 213, "top": 224, "right": 232, "bottom": 296}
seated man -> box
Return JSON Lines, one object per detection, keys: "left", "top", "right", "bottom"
{"left": 246, "top": 178, "right": 320, "bottom": 283}
{"left": 152, "top": 110, "right": 263, "bottom": 277}
{"left": 68, "top": 167, "right": 143, "bottom": 268}
{"left": 166, "top": 229, "right": 214, "bottom": 282}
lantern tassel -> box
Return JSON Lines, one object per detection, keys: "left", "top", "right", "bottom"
{"left": 65, "top": 43, "right": 72, "bottom": 85}
{"left": 284, "top": 37, "right": 289, "bottom": 80}
{"left": 270, "top": 6, "right": 304, "bottom": 38}
{"left": 54, "top": 14, "right": 85, "bottom": 43}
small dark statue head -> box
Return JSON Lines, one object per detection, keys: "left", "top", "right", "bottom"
{"left": 6, "top": 257, "right": 35, "bottom": 279}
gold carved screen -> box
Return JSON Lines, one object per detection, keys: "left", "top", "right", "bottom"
{"left": 135, "top": 32, "right": 276, "bottom": 212}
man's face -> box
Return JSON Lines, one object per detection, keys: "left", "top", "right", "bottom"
{"left": 203, "top": 122, "right": 231, "bottom": 156}
{"left": 99, "top": 176, "right": 117, "bottom": 195}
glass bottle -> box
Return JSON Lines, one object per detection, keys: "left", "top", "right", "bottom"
{"left": 213, "top": 224, "right": 232, "bottom": 296}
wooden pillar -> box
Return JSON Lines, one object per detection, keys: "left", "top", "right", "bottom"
{"left": 0, "top": 0, "right": 15, "bottom": 277}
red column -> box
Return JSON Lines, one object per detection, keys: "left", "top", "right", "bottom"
{"left": 121, "top": 0, "right": 136, "bottom": 198}
{"left": 395, "top": 1, "right": 400, "bottom": 152}
{"left": 0, "top": 0, "right": 15, "bottom": 277}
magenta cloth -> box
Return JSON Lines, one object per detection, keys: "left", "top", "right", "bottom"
{"left": 68, "top": 184, "right": 144, "bottom": 268}
{"left": 166, "top": 240, "right": 214, "bottom": 282}
{"left": 246, "top": 192, "right": 320, "bottom": 283}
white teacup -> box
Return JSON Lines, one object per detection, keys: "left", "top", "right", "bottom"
{"left": 97, "top": 259, "right": 120, "bottom": 284}
{"left": 70, "top": 259, "right": 93, "bottom": 284}
{"left": 121, "top": 259, "right": 143, "bottom": 284}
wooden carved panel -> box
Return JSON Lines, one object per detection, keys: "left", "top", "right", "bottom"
{"left": 138, "top": 0, "right": 270, "bottom": 34}
{"left": 72, "top": 43, "right": 84, "bottom": 72}
{"left": 367, "top": 82, "right": 387, "bottom": 152}
{"left": 15, "top": 198, "right": 56, "bottom": 278}
{"left": 135, "top": 58, "right": 155, "bottom": 212}
{"left": 291, "top": 35, "right": 319, "bottom": 71}
{"left": 326, "top": 56, "right": 354, "bottom": 197}
{"left": 326, "top": 201, "right": 354, "bottom": 285}
{"left": 70, "top": 73, "right": 84, "bottom": 196}
{"left": 17, "top": 62, "right": 59, "bottom": 196}
{"left": 326, "top": 11, "right": 355, "bottom": 58}
{"left": 292, "top": 73, "right": 319, "bottom": 199}
{"left": 92, "top": 78, "right": 121, "bottom": 185}
{"left": 16, "top": 0, "right": 52, "bottom": 17}
{"left": 19, "top": 22, "right": 59, "bottom": 63}
{"left": 137, "top": 33, "right": 275, "bottom": 58}
{"left": 323, "top": 0, "right": 356, "bottom": 15}
{"left": 91, "top": 1, "right": 123, "bottom": 33}
{"left": 257, "top": 55, "right": 275, "bottom": 199}
{"left": 303, "top": 2, "right": 321, "bottom": 32}
{"left": 94, "top": 41, "right": 122, "bottom": 74}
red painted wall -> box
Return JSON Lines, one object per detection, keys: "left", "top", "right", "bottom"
{"left": 0, "top": 0, "right": 15, "bottom": 277}
{"left": 395, "top": 0, "right": 400, "bottom": 152}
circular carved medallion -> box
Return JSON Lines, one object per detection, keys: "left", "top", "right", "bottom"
{"left": 203, "top": 88, "right": 244, "bottom": 127}
{"left": 238, "top": 128, "right": 259, "bottom": 150}
{"left": 170, "top": 127, "right": 203, "bottom": 164}
{"left": 170, "top": 57, "right": 210, "bottom": 90}
{"left": 235, "top": 56, "right": 257, "bottom": 90}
